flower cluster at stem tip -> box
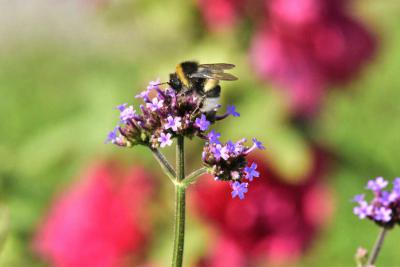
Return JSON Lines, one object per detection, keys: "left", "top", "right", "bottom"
{"left": 106, "top": 79, "right": 265, "bottom": 199}
{"left": 353, "top": 177, "right": 400, "bottom": 228}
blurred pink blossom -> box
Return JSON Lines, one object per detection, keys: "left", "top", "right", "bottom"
{"left": 250, "top": 31, "right": 327, "bottom": 116}
{"left": 196, "top": 236, "right": 246, "bottom": 267}
{"left": 197, "top": 0, "right": 243, "bottom": 30}
{"left": 250, "top": 11, "right": 375, "bottom": 116}
{"left": 192, "top": 148, "right": 333, "bottom": 265}
{"left": 34, "top": 161, "right": 155, "bottom": 267}
{"left": 269, "top": 0, "right": 325, "bottom": 30}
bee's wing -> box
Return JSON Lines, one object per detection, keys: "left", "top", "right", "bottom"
{"left": 211, "top": 72, "right": 238, "bottom": 81}
{"left": 190, "top": 64, "right": 238, "bottom": 81}
{"left": 198, "top": 63, "right": 235, "bottom": 70}
{"left": 190, "top": 71, "right": 238, "bottom": 81}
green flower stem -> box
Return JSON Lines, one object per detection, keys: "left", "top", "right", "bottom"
{"left": 172, "top": 136, "right": 185, "bottom": 267}
{"left": 176, "top": 136, "right": 185, "bottom": 182}
{"left": 172, "top": 184, "right": 186, "bottom": 267}
{"left": 151, "top": 148, "right": 176, "bottom": 184}
{"left": 366, "top": 227, "right": 387, "bottom": 267}
{"left": 182, "top": 167, "right": 208, "bottom": 188}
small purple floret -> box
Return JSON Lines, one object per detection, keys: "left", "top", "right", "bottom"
{"left": 374, "top": 207, "right": 392, "bottom": 222}
{"left": 352, "top": 194, "right": 365, "bottom": 203}
{"left": 231, "top": 181, "right": 248, "bottom": 200}
{"left": 146, "top": 97, "right": 164, "bottom": 111}
{"left": 195, "top": 114, "right": 210, "bottom": 131}
{"left": 207, "top": 130, "right": 221, "bottom": 144}
{"left": 116, "top": 103, "right": 127, "bottom": 112}
{"left": 227, "top": 105, "right": 240, "bottom": 117}
{"left": 105, "top": 126, "right": 119, "bottom": 144}
{"left": 135, "top": 90, "right": 149, "bottom": 100}
{"left": 252, "top": 138, "right": 265, "bottom": 150}
{"left": 366, "top": 177, "right": 388, "bottom": 191}
{"left": 135, "top": 79, "right": 160, "bottom": 100}
{"left": 393, "top": 178, "right": 400, "bottom": 192}
{"left": 211, "top": 144, "right": 223, "bottom": 161}
{"left": 158, "top": 132, "right": 173, "bottom": 148}
{"left": 353, "top": 201, "right": 372, "bottom": 219}
{"left": 244, "top": 163, "right": 259, "bottom": 181}
{"left": 147, "top": 78, "right": 161, "bottom": 91}
{"left": 120, "top": 106, "right": 136, "bottom": 122}
{"left": 220, "top": 145, "right": 230, "bottom": 160}
{"left": 164, "top": 116, "right": 182, "bottom": 132}
{"left": 225, "top": 141, "right": 236, "bottom": 154}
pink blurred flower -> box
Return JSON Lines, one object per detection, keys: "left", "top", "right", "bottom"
{"left": 269, "top": 0, "right": 326, "bottom": 31}
{"left": 250, "top": 0, "right": 376, "bottom": 117}
{"left": 197, "top": 0, "right": 244, "bottom": 30}
{"left": 196, "top": 236, "right": 246, "bottom": 267}
{"left": 191, "top": 148, "right": 333, "bottom": 265}
{"left": 34, "top": 161, "right": 155, "bottom": 267}
{"left": 312, "top": 15, "right": 376, "bottom": 82}
{"left": 250, "top": 31, "right": 327, "bottom": 116}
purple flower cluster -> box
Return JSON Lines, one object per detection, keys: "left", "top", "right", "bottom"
{"left": 353, "top": 177, "right": 400, "bottom": 228}
{"left": 106, "top": 78, "right": 265, "bottom": 200}
{"left": 106, "top": 80, "right": 239, "bottom": 148}
{"left": 202, "top": 137, "right": 265, "bottom": 200}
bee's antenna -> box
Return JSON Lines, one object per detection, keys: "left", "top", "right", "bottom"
{"left": 155, "top": 82, "right": 169, "bottom": 86}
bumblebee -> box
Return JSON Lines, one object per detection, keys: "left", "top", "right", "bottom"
{"left": 168, "top": 61, "right": 238, "bottom": 112}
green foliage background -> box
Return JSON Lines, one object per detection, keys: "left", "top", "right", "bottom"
{"left": 0, "top": 0, "right": 400, "bottom": 266}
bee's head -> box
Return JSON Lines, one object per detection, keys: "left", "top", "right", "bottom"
{"left": 169, "top": 73, "right": 182, "bottom": 91}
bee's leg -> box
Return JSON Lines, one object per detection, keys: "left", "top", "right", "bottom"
{"left": 191, "top": 95, "right": 207, "bottom": 119}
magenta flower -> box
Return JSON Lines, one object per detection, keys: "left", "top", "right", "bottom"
{"left": 250, "top": 7, "right": 376, "bottom": 117}
{"left": 34, "top": 162, "right": 155, "bottom": 267}
{"left": 192, "top": 148, "right": 332, "bottom": 265}
{"left": 197, "top": 0, "right": 241, "bottom": 31}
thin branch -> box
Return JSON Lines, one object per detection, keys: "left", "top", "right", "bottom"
{"left": 151, "top": 148, "right": 176, "bottom": 183}
{"left": 366, "top": 227, "right": 388, "bottom": 267}
{"left": 182, "top": 167, "right": 208, "bottom": 187}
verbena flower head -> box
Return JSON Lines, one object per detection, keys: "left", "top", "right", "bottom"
{"left": 107, "top": 77, "right": 265, "bottom": 199}
{"left": 106, "top": 79, "right": 234, "bottom": 149}
{"left": 353, "top": 177, "right": 400, "bottom": 228}
{"left": 202, "top": 137, "right": 265, "bottom": 200}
